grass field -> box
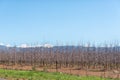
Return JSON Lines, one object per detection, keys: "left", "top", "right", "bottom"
{"left": 0, "top": 69, "right": 117, "bottom": 80}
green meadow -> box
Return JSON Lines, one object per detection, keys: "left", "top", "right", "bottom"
{"left": 0, "top": 69, "right": 117, "bottom": 80}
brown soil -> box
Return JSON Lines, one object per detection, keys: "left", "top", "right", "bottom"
{"left": 0, "top": 65, "right": 119, "bottom": 79}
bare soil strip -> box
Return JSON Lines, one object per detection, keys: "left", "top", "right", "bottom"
{"left": 0, "top": 65, "right": 119, "bottom": 79}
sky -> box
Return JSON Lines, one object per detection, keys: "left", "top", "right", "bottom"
{"left": 0, "top": 0, "right": 120, "bottom": 46}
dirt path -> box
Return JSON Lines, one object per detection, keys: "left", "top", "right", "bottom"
{"left": 0, "top": 78, "right": 6, "bottom": 80}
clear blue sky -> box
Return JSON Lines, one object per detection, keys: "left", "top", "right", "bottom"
{"left": 0, "top": 0, "right": 120, "bottom": 45}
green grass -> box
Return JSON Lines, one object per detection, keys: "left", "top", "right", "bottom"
{"left": 0, "top": 69, "right": 116, "bottom": 80}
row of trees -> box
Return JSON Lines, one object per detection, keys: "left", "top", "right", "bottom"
{"left": 0, "top": 44, "right": 120, "bottom": 71}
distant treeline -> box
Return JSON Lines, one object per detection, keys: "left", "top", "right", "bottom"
{"left": 0, "top": 43, "right": 120, "bottom": 71}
